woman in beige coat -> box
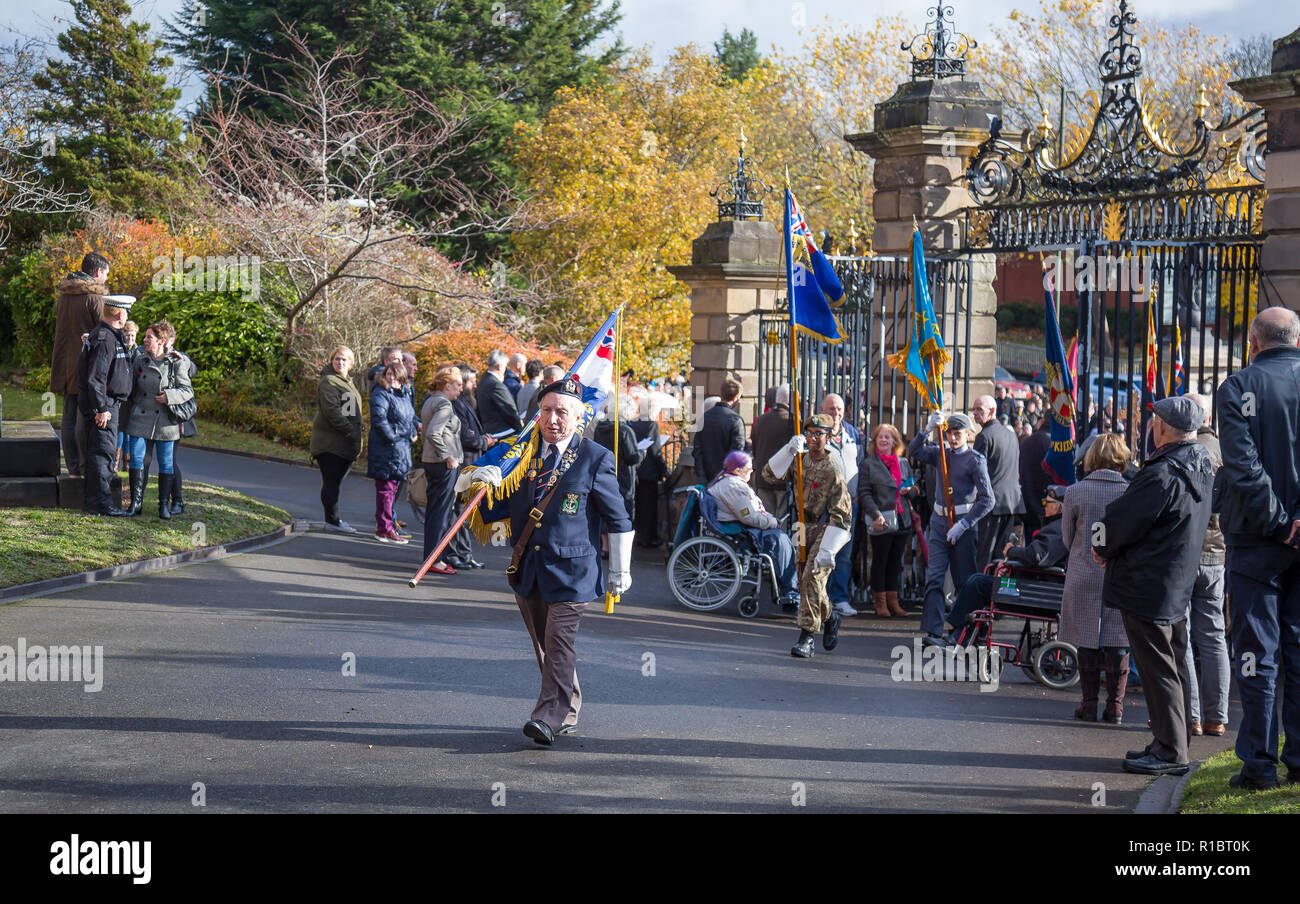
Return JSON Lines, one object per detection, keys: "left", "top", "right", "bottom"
{"left": 1060, "top": 434, "right": 1133, "bottom": 723}
{"left": 419, "top": 365, "right": 465, "bottom": 575}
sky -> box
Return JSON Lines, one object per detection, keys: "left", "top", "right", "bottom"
{"left": 2, "top": 0, "right": 1290, "bottom": 111}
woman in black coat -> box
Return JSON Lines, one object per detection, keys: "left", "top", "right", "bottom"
{"left": 859, "top": 423, "right": 919, "bottom": 617}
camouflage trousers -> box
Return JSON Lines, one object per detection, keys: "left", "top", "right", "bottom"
{"left": 797, "top": 525, "right": 834, "bottom": 632}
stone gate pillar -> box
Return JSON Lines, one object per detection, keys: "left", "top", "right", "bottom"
{"left": 669, "top": 141, "right": 781, "bottom": 427}
{"left": 1234, "top": 27, "right": 1300, "bottom": 314}
{"left": 844, "top": 7, "right": 1002, "bottom": 413}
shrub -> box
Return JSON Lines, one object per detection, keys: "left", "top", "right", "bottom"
{"left": 6, "top": 249, "right": 58, "bottom": 367}
{"left": 24, "top": 364, "right": 51, "bottom": 392}
{"left": 134, "top": 272, "right": 285, "bottom": 394}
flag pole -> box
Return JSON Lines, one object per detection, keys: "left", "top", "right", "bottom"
{"left": 605, "top": 307, "right": 623, "bottom": 613}
{"left": 409, "top": 485, "right": 488, "bottom": 587}
{"left": 785, "top": 175, "right": 808, "bottom": 563}
{"left": 915, "top": 218, "right": 954, "bottom": 529}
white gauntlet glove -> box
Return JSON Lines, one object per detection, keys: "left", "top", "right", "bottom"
{"left": 766, "top": 434, "right": 807, "bottom": 479}
{"left": 455, "top": 464, "right": 501, "bottom": 493}
{"left": 814, "top": 525, "right": 850, "bottom": 568}
{"left": 946, "top": 519, "right": 970, "bottom": 545}
{"left": 606, "top": 531, "right": 634, "bottom": 595}
{"left": 927, "top": 410, "right": 947, "bottom": 432}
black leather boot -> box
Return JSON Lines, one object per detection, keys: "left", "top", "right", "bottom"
{"left": 1074, "top": 647, "right": 1101, "bottom": 721}
{"left": 822, "top": 611, "right": 842, "bottom": 651}
{"left": 170, "top": 467, "right": 184, "bottom": 514}
{"left": 157, "top": 474, "right": 174, "bottom": 520}
{"left": 127, "top": 468, "right": 144, "bottom": 516}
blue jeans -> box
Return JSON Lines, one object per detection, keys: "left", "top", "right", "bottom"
{"left": 827, "top": 503, "right": 858, "bottom": 604}
{"left": 128, "top": 435, "right": 174, "bottom": 474}
{"left": 921, "top": 517, "right": 978, "bottom": 637}
{"left": 749, "top": 528, "right": 798, "bottom": 597}
{"left": 1226, "top": 544, "right": 1300, "bottom": 781}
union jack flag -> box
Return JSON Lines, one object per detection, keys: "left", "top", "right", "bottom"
{"left": 786, "top": 192, "right": 816, "bottom": 258}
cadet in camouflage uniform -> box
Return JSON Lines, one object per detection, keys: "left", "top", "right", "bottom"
{"left": 763, "top": 413, "right": 853, "bottom": 658}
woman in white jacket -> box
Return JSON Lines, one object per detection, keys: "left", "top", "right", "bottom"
{"left": 707, "top": 451, "right": 799, "bottom": 607}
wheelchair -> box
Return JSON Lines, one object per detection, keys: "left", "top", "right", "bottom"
{"left": 952, "top": 562, "right": 1079, "bottom": 689}
{"left": 666, "top": 485, "right": 785, "bottom": 618}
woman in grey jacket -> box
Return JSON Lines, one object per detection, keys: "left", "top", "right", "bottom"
{"left": 123, "top": 320, "right": 195, "bottom": 520}
{"left": 419, "top": 365, "right": 465, "bottom": 575}
{"left": 1060, "top": 433, "right": 1132, "bottom": 723}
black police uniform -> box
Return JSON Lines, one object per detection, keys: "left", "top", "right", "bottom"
{"left": 78, "top": 321, "right": 133, "bottom": 514}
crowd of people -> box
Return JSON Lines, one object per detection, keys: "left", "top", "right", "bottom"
{"left": 54, "top": 252, "right": 198, "bottom": 519}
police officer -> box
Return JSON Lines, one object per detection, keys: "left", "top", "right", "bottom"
{"left": 458, "top": 376, "right": 633, "bottom": 746}
{"left": 763, "top": 413, "right": 853, "bottom": 659}
{"left": 908, "top": 411, "right": 994, "bottom": 647}
{"left": 77, "top": 294, "right": 136, "bottom": 516}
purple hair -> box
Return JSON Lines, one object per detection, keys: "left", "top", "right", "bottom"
{"left": 721, "top": 450, "right": 752, "bottom": 476}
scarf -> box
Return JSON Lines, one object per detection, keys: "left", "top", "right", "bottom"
{"left": 878, "top": 451, "right": 903, "bottom": 512}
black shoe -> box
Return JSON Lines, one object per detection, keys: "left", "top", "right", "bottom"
{"left": 523, "top": 720, "right": 554, "bottom": 746}
{"left": 170, "top": 500, "right": 184, "bottom": 515}
{"left": 443, "top": 556, "right": 470, "bottom": 570}
{"left": 557, "top": 724, "right": 578, "bottom": 736}
{"left": 1229, "top": 771, "right": 1279, "bottom": 791}
{"left": 468, "top": 557, "right": 486, "bottom": 569}
{"left": 922, "top": 633, "right": 951, "bottom": 649}
{"left": 822, "top": 611, "right": 842, "bottom": 651}
{"left": 104, "top": 506, "right": 132, "bottom": 517}
{"left": 1126, "top": 746, "right": 1153, "bottom": 761}
{"left": 791, "top": 630, "right": 815, "bottom": 659}
{"left": 1122, "top": 753, "right": 1190, "bottom": 776}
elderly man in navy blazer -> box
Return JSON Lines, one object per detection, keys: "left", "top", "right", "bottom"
{"left": 460, "top": 376, "right": 633, "bottom": 746}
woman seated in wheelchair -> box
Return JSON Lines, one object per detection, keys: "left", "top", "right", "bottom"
{"left": 946, "top": 484, "right": 1070, "bottom": 641}
{"left": 707, "top": 451, "right": 801, "bottom": 609}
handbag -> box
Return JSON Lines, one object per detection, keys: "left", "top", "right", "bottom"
{"left": 406, "top": 466, "right": 428, "bottom": 508}
{"left": 163, "top": 357, "right": 197, "bottom": 423}
{"left": 867, "top": 509, "right": 899, "bottom": 535}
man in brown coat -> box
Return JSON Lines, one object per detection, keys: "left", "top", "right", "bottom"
{"left": 51, "top": 252, "right": 111, "bottom": 476}
{"left": 750, "top": 382, "right": 793, "bottom": 521}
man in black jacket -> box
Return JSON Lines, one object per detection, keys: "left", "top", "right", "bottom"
{"left": 78, "top": 295, "right": 136, "bottom": 516}
{"left": 691, "top": 376, "right": 746, "bottom": 483}
{"left": 1214, "top": 307, "right": 1300, "bottom": 790}
{"left": 972, "top": 395, "right": 1025, "bottom": 571}
{"left": 1018, "top": 416, "right": 1052, "bottom": 536}
{"left": 478, "top": 350, "right": 524, "bottom": 435}
{"left": 445, "top": 364, "right": 494, "bottom": 570}
{"left": 1095, "top": 396, "right": 1215, "bottom": 776}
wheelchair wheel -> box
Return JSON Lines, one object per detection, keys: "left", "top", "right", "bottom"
{"left": 977, "top": 646, "right": 1003, "bottom": 685}
{"left": 1032, "top": 640, "right": 1080, "bottom": 689}
{"left": 667, "top": 536, "right": 742, "bottom": 611}
{"left": 737, "top": 595, "right": 760, "bottom": 618}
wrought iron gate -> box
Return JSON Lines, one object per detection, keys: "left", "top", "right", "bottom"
{"left": 758, "top": 254, "right": 972, "bottom": 438}
{"left": 962, "top": 0, "right": 1268, "bottom": 455}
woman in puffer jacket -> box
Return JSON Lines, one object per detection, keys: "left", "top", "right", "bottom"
{"left": 122, "top": 319, "right": 195, "bottom": 520}
{"left": 367, "top": 361, "right": 417, "bottom": 544}
{"left": 707, "top": 450, "right": 799, "bottom": 606}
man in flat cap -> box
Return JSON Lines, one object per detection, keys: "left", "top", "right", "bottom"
{"left": 77, "top": 294, "right": 136, "bottom": 516}
{"left": 908, "top": 411, "right": 994, "bottom": 648}
{"left": 1093, "top": 395, "right": 1215, "bottom": 776}
{"left": 458, "top": 375, "right": 633, "bottom": 746}
{"left": 762, "top": 413, "right": 853, "bottom": 659}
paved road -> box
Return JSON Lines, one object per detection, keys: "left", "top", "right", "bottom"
{"left": 0, "top": 449, "right": 1237, "bottom": 812}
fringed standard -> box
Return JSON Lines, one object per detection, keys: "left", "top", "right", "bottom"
{"left": 458, "top": 430, "right": 540, "bottom": 545}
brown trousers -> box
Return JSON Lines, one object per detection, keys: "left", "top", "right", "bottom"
{"left": 515, "top": 593, "right": 586, "bottom": 732}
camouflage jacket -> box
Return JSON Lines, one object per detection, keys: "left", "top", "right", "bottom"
{"left": 764, "top": 451, "right": 852, "bottom": 533}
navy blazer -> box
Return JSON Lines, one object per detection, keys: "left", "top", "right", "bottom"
{"left": 480, "top": 436, "right": 633, "bottom": 603}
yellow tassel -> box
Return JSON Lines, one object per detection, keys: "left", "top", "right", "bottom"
{"left": 605, "top": 591, "right": 618, "bottom": 614}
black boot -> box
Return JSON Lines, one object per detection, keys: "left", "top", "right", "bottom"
{"left": 822, "top": 610, "right": 842, "bottom": 651}
{"left": 157, "top": 474, "right": 173, "bottom": 520}
{"left": 127, "top": 468, "right": 144, "bottom": 516}
{"left": 791, "top": 630, "right": 815, "bottom": 659}
{"left": 1074, "top": 648, "right": 1101, "bottom": 721}
{"left": 1103, "top": 649, "right": 1130, "bottom": 723}
{"left": 169, "top": 467, "right": 184, "bottom": 515}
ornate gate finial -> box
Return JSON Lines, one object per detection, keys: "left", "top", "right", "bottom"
{"left": 711, "top": 128, "right": 772, "bottom": 221}
{"left": 902, "top": 5, "right": 977, "bottom": 81}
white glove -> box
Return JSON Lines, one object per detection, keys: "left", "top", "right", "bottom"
{"left": 927, "top": 410, "right": 946, "bottom": 432}
{"left": 814, "top": 525, "right": 851, "bottom": 568}
{"left": 946, "top": 520, "right": 969, "bottom": 545}
{"left": 455, "top": 464, "right": 502, "bottom": 493}
{"left": 607, "top": 531, "right": 634, "bottom": 595}
{"left": 767, "top": 434, "right": 807, "bottom": 479}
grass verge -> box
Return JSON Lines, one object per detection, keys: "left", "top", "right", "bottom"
{"left": 1180, "top": 737, "right": 1298, "bottom": 814}
{"left": 0, "top": 481, "right": 290, "bottom": 588}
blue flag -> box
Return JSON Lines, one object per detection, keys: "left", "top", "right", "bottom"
{"left": 1043, "top": 286, "right": 1076, "bottom": 485}
{"left": 886, "top": 229, "right": 949, "bottom": 409}
{"left": 784, "top": 189, "right": 843, "bottom": 343}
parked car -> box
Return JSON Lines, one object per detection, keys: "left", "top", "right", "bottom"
{"left": 1084, "top": 372, "right": 1144, "bottom": 412}
{"left": 994, "top": 366, "right": 1032, "bottom": 400}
